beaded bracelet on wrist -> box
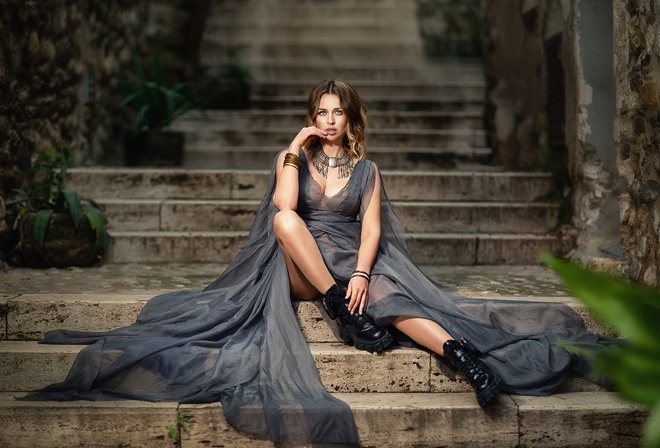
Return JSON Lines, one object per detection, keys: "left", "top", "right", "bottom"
{"left": 351, "top": 272, "right": 370, "bottom": 281}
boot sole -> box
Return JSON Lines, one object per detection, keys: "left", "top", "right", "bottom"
{"left": 476, "top": 375, "right": 505, "bottom": 407}
{"left": 339, "top": 328, "right": 394, "bottom": 354}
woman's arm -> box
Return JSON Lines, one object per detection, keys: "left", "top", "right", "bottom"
{"left": 346, "top": 164, "right": 382, "bottom": 314}
{"left": 273, "top": 127, "right": 327, "bottom": 210}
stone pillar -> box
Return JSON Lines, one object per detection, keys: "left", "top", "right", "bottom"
{"left": 614, "top": 0, "right": 660, "bottom": 286}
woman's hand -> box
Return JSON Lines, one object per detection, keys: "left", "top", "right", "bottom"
{"left": 290, "top": 126, "right": 327, "bottom": 153}
{"left": 346, "top": 276, "right": 369, "bottom": 315}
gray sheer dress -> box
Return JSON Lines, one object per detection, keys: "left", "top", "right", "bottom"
{"left": 21, "top": 153, "right": 612, "bottom": 446}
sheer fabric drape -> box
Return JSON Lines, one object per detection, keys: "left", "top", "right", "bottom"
{"left": 21, "top": 153, "right": 613, "bottom": 445}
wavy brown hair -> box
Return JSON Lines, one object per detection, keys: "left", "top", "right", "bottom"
{"left": 303, "top": 79, "right": 368, "bottom": 160}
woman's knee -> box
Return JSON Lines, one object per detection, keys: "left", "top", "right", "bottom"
{"left": 273, "top": 210, "right": 303, "bottom": 240}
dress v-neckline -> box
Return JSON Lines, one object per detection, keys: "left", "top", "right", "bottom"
{"left": 307, "top": 159, "right": 362, "bottom": 199}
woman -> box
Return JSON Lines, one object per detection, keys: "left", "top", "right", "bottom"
{"left": 23, "top": 80, "right": 611, "bottom": 446}
{"left": 270, "top": 80, "right": 502, "bottom": 406}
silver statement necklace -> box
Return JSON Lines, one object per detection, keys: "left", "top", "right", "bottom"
{"left": 311, "top": 146, "right": 356, "bottom": 179}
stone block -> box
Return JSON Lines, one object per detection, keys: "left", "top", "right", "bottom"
{"left": 0, "top": 342, "right": 78, "bottom": 391}
{"left": 6, "top": 294, "right": 149, "bottom": 340}
{"left": 312, "top": 343, "right": 431, "bottom": 393}
{"left": 0, "top": 392, "right": 178, "bottom": 448}
{"left": 406, "top": 234, "right": 478, "bottom": 264}
{"left": 160, "top": 200, "right": 259, "bottom": 231}
{"left": 397, "top": 202, "right": 559, "bottom": 233}
{"left": 100, "top": 199, "right": 161, "bottom": 231}
{"left": 231, "top": 171, "right": 272, "bottom": 200}
{"left": 382, "top": 171, "right": 554, "bottom": 202}
{"left": 107, "top": 231, "right": 248, "bottom": 263}
{"left": 513, "top": 392, "right": 647, "bottom": 448}
{"left": 343, "top": 392, "right": 520, "bottom": 448}
{"left": 67, "top": 168, "right": 235, "bottom": 200}
{"left": 296, "top": 300, "right": 337, "bottom": 343}
{"left": 476, "top": 234, "right": 559, "bottom": 264}
{"left": 182, "top": 402, "right": 274, "bottom": 447}
{"left": 430, "top": 356, "right": 471, "bottom": 393}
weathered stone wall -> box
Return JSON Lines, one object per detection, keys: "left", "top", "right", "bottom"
{"left": 479, "top": 0, "right": 548, "bottom": 169}
{"left": 0, "top": 1, "right": 147, "bottom": 197}
{"left": 480, "top": 0, "right": 622, "bottom": 264}
{"left": 0, "top": 1, "right": 206, "bottom": 199}
{"left": 614, "top": 1, "right": 660, "bottom": 286}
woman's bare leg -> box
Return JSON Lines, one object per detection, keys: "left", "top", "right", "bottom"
{"left": 273, "top": 210, "right": 335, "bottom": 299}
{"left": 391, "top": 316, "right": 453, "bottom": 356}
{"left": 274, "top": 210, "right": 392, "bottom": 352}
{"left": 392, "top": 315, "right": 503, "bottom": 407}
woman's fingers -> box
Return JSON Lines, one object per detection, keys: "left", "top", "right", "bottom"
{"left": 293, "top": 126, "right": 327, "bottom": 148}
{"left": 346, "top": 278, "right": 369, "bottom": 314}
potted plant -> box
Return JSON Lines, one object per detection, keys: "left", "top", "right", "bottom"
{"left": 3, "top": 150, "right": 111, "bottom": 268}
{"left": 119, "top": 49, "right": 194, "bottom": 166}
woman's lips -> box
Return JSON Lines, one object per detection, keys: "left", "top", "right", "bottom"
{"left": 325, "top": 128, "right": 337, "bottom": 135}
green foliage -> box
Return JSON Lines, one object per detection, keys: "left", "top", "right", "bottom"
{"left": 166, "top": 409, "right": 194, "bottom": 447}
{"left": 543, "top": 253, "right": 660, "bottom": 448}
{"left": 194, "top": 51, "right": 254, "bottom": 110}
{"left": 417, "top": 0, "right": 482, "bottom": 58}
{"left": 7, "top": 150, "right": 111, "bottom": 260}
{"left": 119, "top": 49, "right": 195, "bottom": 132}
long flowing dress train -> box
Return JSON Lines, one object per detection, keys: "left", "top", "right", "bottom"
{"left": 20, "top": 154, "right": 613, "bottom": 445}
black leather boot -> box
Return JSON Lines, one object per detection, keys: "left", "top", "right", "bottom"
{"left": 322, "top": 284, "right": 393, "bottom": 353}
{"left": 443, "top": 338, "right": 504, "bottom": 407}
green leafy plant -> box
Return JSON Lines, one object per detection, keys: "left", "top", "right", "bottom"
{"left": 6, "top": 150, "right": 110, "bottom": 263}
{"left": 543, "top": 253, "right": 660, "bottom": 448}
{"left": 119, "top": 49, "right": 194, "bottom": 133}
{"left": 166, "top": 409, "right": 194, "bottom": 447}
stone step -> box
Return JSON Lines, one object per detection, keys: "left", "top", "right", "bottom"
{"left": 204, "top": 25, "right": 421, "bottom": 48}
{"left": 181, "top": 146, "right": 493, "bottom": 170}
{"left": 207, "top": 1, "right": 418, "bottom": 27}
{"left": 0, "top": 292, "right": 614, "bottom": 344}
{"left": 97, "top": 199, "right": 559, "bottom": 234}
{"left": 177, "top": 109, "right": 485, "bottom": 130}
{"left": 0, "top": 340, "right": 604, "bottom": 395}
{"left": 66, "top": 168, "right": 556, "bottom": 202}
{"left": 225, "top": 43, "right": 426, "bottom": 63}
{"left": 253, "top": 80, "right": 485, "bottom": 99}
{"left": 103, "top": 231, "right": 560, "bottom": 264}
{"left": 0, "top": 391, "right": 644, "bottom": 448}
{"left": 208, "top": 60, "right": 485, "bottom": 83}
{"left": 249, "top": 93, "right": 484, "bottom": 112}
{"left": 179, "top": 127, "right": 488, "bottom": 150}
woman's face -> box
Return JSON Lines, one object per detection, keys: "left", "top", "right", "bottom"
{"left": 314, "top": 93, "right": 348, "bottom": 145}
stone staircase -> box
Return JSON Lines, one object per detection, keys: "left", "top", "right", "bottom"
{"left": 0, "top": 0, "right": 646, "bottom": 447}
{"left": 0, "top": 264, "right": 646, "bottom": 447}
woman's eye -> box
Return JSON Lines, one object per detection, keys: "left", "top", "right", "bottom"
{"left": 318, "top": 111, "right": 326, "bottom": 116}
{"left": 335, "top": 110, "right": 343, "bottom": 115}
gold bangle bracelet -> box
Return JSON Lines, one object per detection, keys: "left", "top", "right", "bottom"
{"left": 283, "top": 153, "right": 302, "bottom": 169}
{"left": 283, "top": 162, "right": 300, "bottom": 170}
